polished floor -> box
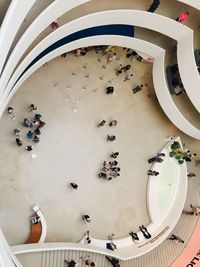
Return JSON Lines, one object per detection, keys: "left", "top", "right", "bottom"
{"left": 0, "top": 2, "right": 199, "bottom": 267}
{"left": 0, "top": 46, "right": 186, "bottom": 246}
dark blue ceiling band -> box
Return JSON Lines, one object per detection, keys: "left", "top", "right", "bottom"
{"left": 11, "top": 24, "right": 134, "bottom": 92}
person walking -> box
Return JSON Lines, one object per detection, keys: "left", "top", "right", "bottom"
{"left": 109, "top": 120, "right": 118, "bottom": 127}
{"left": 124, "top": 74, "right": 133, "bottom": 82}
{"left": 183, "top": 204, "right": 200, "bottom": 216}
{"left": 97, "top": 120, "right": 106, "bottom": 127}
{"left": 106, "top": 86, "right": 114, "bottom": 95}
{"left": 139, "top": 225, "right": 151, "bottom": 239}
{"left": 168, "top": 234, "right": 184, "bottom": 243}
{"left": 7, "top": 107, "right": 16, "bottom": 120}
{"left": 82, "top": 215, "right": 91, "bottom": 223}
{"left": 70, "top": 183, "right": 78, "bottom": 190}
{"left": 78, "top": 230, "right": 91, "bottom": 244}
{"left": 14, "top": 129, "right": 21, "bottom": 137}
{"left": 28, "top": 104, "right": 37, "bottom": 112}
{"left": 64, "top": 259, "right": 79, "bottom": 267}
{"left": 110, "top": 152, "right": 119, "bottom": 158}
{"left": 33, "top": 135, "right": 40, "bottom": 143}
{"left": 105, "top": 256, "right": 120, "bottom": 267}
{"left": 26, "top": 130, "right": 33, "bottom": 139}
{"left": 85, "top": 256, "right": 96, "bottom": 266}
{"left": 148, "top": 170, "right": 159, "bottom": 176}
{"left": 16, "top": 138, "right": 22, "bottom": 147}
{"left": 107, "top": 135, "right": 116, "bottom": 141}
{"left": 51, "top": 19, "right": 59, "bottom": 29}
{"left": 132, "top": 85, "right": 144, "bottom": 94}
{"left": 175, "top": 12, "right": 189, "bottom": 23}
{"left": 26, "top": 145, "right": 33, "bottom": 151}
{"left": 129, "top": 231, "right": 139, "bottom": 242}
{"left": 187, "top": 172, "right": 196, "bottom": 178}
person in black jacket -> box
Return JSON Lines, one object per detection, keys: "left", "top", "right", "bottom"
{"left": 147, "top": 0, "right": 160, "bottom": 13}
{"left": 105, "top": 256, "right": 120, "bottom": 267}
{"left": 139, "top": 225, "right": 151, "bottom": 239}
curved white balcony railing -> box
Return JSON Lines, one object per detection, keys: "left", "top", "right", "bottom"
{"left": 0, "top": 10, "right": 200, "bottom": 139}
{"left": 11, "top": 138, "right": 187, "bottom": 260}
{"left": 0, "top": 0, "right": 90, "bottom": 99}
{"left": 0, "top": 10, "right": 197, "bottom": 103}
{"left": 0, "top": 0, "right": 36, "bottom": 75}
{"left": 153, "top": 52, "right": 200, "bottom": 139}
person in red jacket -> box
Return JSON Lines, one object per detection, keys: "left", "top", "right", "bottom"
{"left": 175, "top": 12, "right": 189, "bottom": 23}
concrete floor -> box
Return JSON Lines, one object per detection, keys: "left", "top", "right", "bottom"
{"left": 0, "top": 46, "right": 189, "bottom": 246}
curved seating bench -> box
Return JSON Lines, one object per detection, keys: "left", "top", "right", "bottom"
{"left": 25, "top": 220, "right": 42, "bottom": 244}
{"left": 25, "top": 205, "right": 47, "bottom": 244}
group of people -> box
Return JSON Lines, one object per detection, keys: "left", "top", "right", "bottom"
{"left": 9, "top": 104, "right": 46, "bottom": 152}
{"left": 129, "top": 225, "right": 151, "bottom": 241}
{"left": 64, "top": 255, "right": 120, "bottom": 267}
{"left": 147, "top": 153, "right": 166, "bottom": 176}
{"left": 183, "top": 204, "right": 200, "bottom": 216}
{"left": 98, "top": 153, "right": 120, "bottom": 181}
{"left": 97, "top": 119, "right": 120, "bottom": 181}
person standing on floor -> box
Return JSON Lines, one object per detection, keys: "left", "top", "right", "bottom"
{"left": 14, "top": 129, "right": 21, "bottom": 137}
{"left": 106, "top": 86, "right": 114, "bottom": 95}
{"left": 187, "top": 172, "right": 196, "bottom": 178}
{"left": 64, "top": 259, "right": 79, "bottom": 267}
{"left": 109, "top": 120, "right": 118, "bottom": 127}
{"left": 107, "top": 135, "right": 116, "bottom": 141}
{"left": 26, "top": 145, "right": 33, "bottom": 151}
{"left": 183, "top": 204, "right": 200, "bottom": 216}
{"left": 16, "top": 138, "right": 22, "bottom": 147}
{"left": 28, "top": 104, "right": 37, "bottom": 112}
{"left": 168, "top": 234, "right": 184, "bottom": 243}
{"left": 82, "top": 215, "right": 91, "bottom": 223}
{"left": 97, "top": 120, "right": 106, "bottom": 127}
{"left": 110, "top": 152, "right": 119, "bottom": 158}
{"left": 85, "top": 256, "right": 96, "bottom": 267}
{"left": 124, "top": 74, "right": 133, "bottom": 82}
{"left": 105, "top": 256, "right": 120, "bottom": 267}
{"left": 7, "top": 107, "right": 16, "bottom": 120}
{"left": 132, "top": 84, "right": 144, "bottom": 94}
{"left": 70, "top": 182, "right": 78, "bottom": 190}
{"left": 129, "top": 231, "right": 139, "bottom": 242}
{"left": 139, "top": 225, "right": 151, "bottom": 239}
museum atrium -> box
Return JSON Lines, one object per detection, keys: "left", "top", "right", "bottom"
{"left": 0, "top": 0, "right": 199, "bottom": 266}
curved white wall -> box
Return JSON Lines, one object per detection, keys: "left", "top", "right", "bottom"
{"left": 177, "top": 33, "right": 200, "bottom": 113}
{"left": 0, "top": 9, "right": 194, "bottom": 100}
{"left": 0, "top": 11, "right": 200, "bottom": 139}
{"left": 0, "top": 0, "right": 90, "bottom": 99}
{"left": 0, "top": 0, "right": 36, "bottom": 75}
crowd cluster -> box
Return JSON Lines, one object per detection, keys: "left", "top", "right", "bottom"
{"left": 7, "top": 104, "right": 46, "bottom": 152}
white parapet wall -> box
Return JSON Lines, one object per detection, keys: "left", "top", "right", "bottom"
{"left": 0, "top": 229, "right": 23, "bottom": 267}
{"left": 11, "top": 137, "right": 187, "bottom": 260}
{"left": 0, "top": 0, "right": 90, "bottom": 100}
{"left": 0, "top": 0, "right": 37, "bottom": 75}
{"left": 0, "top": 9, "right": 196, "bottom": 102}
{"left": 0, "top": 10, "right": 200, "bottom": 139}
